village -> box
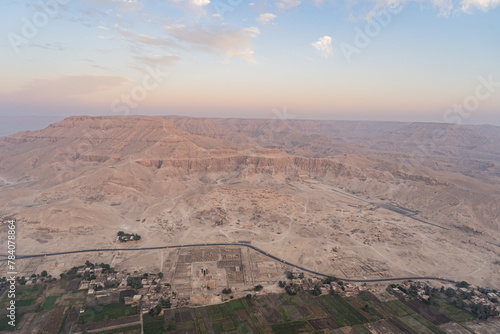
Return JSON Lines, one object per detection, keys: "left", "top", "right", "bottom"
{"left": 2, "top": 246, "right": 500, "bottom": 333}
{"left": 25, "top": 258, "right": 499, "bottom": 322}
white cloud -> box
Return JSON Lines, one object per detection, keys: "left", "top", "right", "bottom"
{"left": 167, "top": 0, "right": 210, "bottom": 12}
{"left": 133, "top": 55, "right": 180, "bottom": 68}
{"left": 461, "top": 0, "right": 500, "bottom": 11}
{"left": 111, "top": 0, "right": 143, "bottom": 11}
{"left": 366, "top": 0, "right": 499, "bottom": 17}
{"left": 256, "top": 13, "right": 277, "bottom": 24}
{"left": 191, "top": 0, "right": 210, "bottom": 6}
{"left": 311, "top": 36, "right": 333, "bottom": 58}
{"left": 276, "top": 0, "right": 302, "bottom": 9}
{"left": 167, "top": 25, "right": 261, "bottom": 63}
{"left": 119, "top": 29, "right": 184, "bottom": 49}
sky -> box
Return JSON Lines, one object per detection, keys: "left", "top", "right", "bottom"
{"left": 0, "top": 0, "right": 499, "bottom": 129}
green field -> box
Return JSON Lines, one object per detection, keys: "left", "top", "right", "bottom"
{"left": 0, "top": 313, "right": 24, "bottom": 332}
{"left": 3, "top": 282, "right": 491, "bottom": 333}
{"left": 398, "top": 314, "right": 446, "bottom": 334}
{"left": 432, "top": 301, "right": 475, "bottom": 323}
{"left": 385, "top": 300, "right": 415, "bottom": 317}
{"left": 16, "top": 299, "right": 35, "bottom": 307}
{"left": 42, "top": 295, "right": 59, "bottom": 309}
{"left": 358, "top": 292, "right": 371, "bottom": 302}
{"left": 228, "top": 299, "right": 245, "bottom": 311}
{"left": 0, "top": 285, "right": 43, "bottom": 308}
{"left": 270, "top": 320, "right": 312, "bottom": 334}
{"left": 206, "top": 304, "right": 231, "bottom": 322}
{"left": 278, "top": 307, "right": 290, "bottom": 322}
{"left": 212, "top": 322, "right": 222, "bottom": 332}
{"left": 353, "top": 324, "right": 372, "bottom": 334}
{"left": 366, "top": 300, "right": 395, "bottom": 319}
{"left": 319, "top": 294, "right": 368, "bottom": 327}
{"left": 143, "top": 313, "right": 164, "bottom": 334}
{"left": 398, "top": 315, "right": 436, "bottom": 334}
{"left": 194, "top": 309, "right": 208, "bottom": 334}
{"left": 93, "top": 324, "right": 141, "bottom": 334}
{"left": 77, "top": 302, "right": 138, "bottom": 324}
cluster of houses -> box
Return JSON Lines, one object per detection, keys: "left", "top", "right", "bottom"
{"left": 457, "top": 286, "right": 500, "bottom": 312}
{"left": 115, "top": 231, "right": 141, "bottom": 243}
{"left": 66, "top": 264, "right": 500, "bottom": 319}
{"left": 285, "top": 272, "right": 368, "bottom": 297}
{"left": 123, "top": 276, "right": 180, "bottom": 313}
{"left": 76, "top": 266, "right": 178, "bottom": 313}
{"left": 390, "top": 281, "right": 500, "bottom": 317}
{"left": 78, "top": 266, "right": 126, "bottom": 295}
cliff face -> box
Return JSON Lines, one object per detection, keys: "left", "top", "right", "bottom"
{"left": 0, "top": 116, "right": 367, "bottom": 180}
{"left": 0, "top": 115, "right": 499, "bottom": 234}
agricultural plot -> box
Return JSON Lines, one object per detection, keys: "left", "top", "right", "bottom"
{"left": 0, "top": 313, "right": 24, "bottom": 332}
{"left": 3, "top": 283, "right": 490, "bottom": 333}
{"left": 364, "top": 318, "right": 412, "bottom": 334}
{"left": 240, "top": 300, "right": 268, "bottom": 333}
{"left": 431, "top": 301, "right": 475, "bottom": 323}
{"left": 398, "top": 315, "right": 436, "bottom": 334}
{"left": 58, "top": 289, "right": 87, "bottom": 307}
{"left": 438, "top": 322, "right": 472, "bottom": 334}
{"left": 143, "top": 313, "right": 165, "bottom": 334}
{"left": 398, "top": 313, "right": 447, "bottom": 334}
{"left": 359, "top": 291, "right": 396, "bottom": 318}
{"left": 403, "top": 299, "right": 451, "bottom": 325}
{"left": 228, "top": 299, "right": 245, "bottom": 311}
{"left": 283, "top": 305, "right": 303, "bottom": 322}
{"left": 277, "top": 293, "right": 297, "bottom": 306}
{"left": 308, "top": 317, "right": 340, "bottom": 330}
{"left": 60, "top": 305, "right": 80, "bottom": 334}
{"left": 42, "top": 306, "right": 66, "bottom": 334}
{"left": 42, "top": 295, "right": 59, "bottom": 309}
{"left": 352, "top": 324, "right": 373, "bottom": 334}
{"left": 164, "top": 308, "right": 197, "bottom": 333}
{"left": 77, "top": 302, "right": 138, "bottom": 324}
{"left": 16, "top": 299, "right": 35, "bottom": 307}
{"left": 0, "top": 284, "right": 43, "bottom": 308}
{"left": 347, "top": 296, "right": 377, "bottom": 321}
{"left": 93, "top": 324, "right": 141, "bottom": 334}
{"left": 73, "top": 315, "right": 141, "bottom": 333}
{"left": 261, "top": 307, "right": 285, "bottom": 324}
{"left": 65, "top": 279, "right": 81, "bottom": 291}
{"left": 318, "top": 294, "right": 368, "bottom": 327}
{"left": 194, "top": 309, "right": 208, "bottom": 334}
{"left": 384, "top": 300, "right": 415, "bottom": 317}
{"left": 206, "top": 303, "right": 232, "bottom": 322}
{"left": 270, "top": 320, "right": 314, "bottom": 334}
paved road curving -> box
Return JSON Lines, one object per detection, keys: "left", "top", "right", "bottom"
{"left": 0, "top": 242, "right": 479, "bottom": 287}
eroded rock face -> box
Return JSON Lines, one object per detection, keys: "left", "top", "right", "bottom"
{"left": 0, "top": 116, "right": 499, "bottom": 231}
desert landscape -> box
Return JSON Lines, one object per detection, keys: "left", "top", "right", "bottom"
{"left": 0, "top": 116, "right": 499, "bottom": 289}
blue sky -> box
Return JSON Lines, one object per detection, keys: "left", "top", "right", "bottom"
{"left": 0, "top": 0, "right": 499, "bottom": 126}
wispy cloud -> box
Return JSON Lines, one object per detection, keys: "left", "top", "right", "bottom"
{"left": 276, "top": 0, "right": 302, "bottom": 9}
{"left": 167, "top": 25, "right": 261, "bottom": 63}
{"left": 256, "top": 13, "right": 277, "bottom": 24}
{"left": 311, "top": 36, "right": 333, "bottom": 58}
{"left": 133, "top": 55, "right": 181, "bottom": 68}
{"left": 364, "top": 0, "right": 500, "bottom": 17}
{"left": 118, "top": 29, "right": 185, "bottom": 50}
{"left": 30, "top": 43, "right": 68, "bottom": 51}
{"left": 461, "top": 0, "right": 500, "bottom": 11}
